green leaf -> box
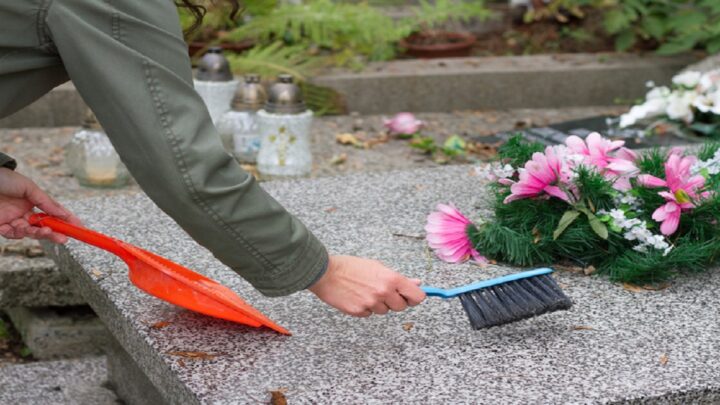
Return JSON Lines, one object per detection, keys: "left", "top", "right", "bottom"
{"left": 442, "top": 135, "right": 466, "bottom": 157}
{"left": 553, "top": 210, "right": 581, "bottom": 240}
{"left": 656, "top": 37, "right": 698, "bottom": 55}
{"left": 604, "top": 9, "right": 631, "bottom": 34}
{"left": 690, "top": 122, "right": 720, "bottom": 136}
{"left": 641, "top": 16, "right": 665, "bottom": 40}
{"left": 707, "top": 37, "right": 720, "bottom": 54}
{"left": 615, "top": 29, "right": 637, "bottom": 51}
{"left": 587, "top": 212, "right": 609, "bottom": 240}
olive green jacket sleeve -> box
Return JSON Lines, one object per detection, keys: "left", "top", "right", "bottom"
{"left": 0, "top": 152, "right": 17, "bottom": 170}
{"left": 0, "top": 1, "right": 327, "bottom": 296}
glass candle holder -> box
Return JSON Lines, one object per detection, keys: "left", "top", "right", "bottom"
{"left": 65, "top": 129, "right": 130, "bottom": 188}
{"left": 256, "top": 110, "right": 313, "bottom": 177}
{"left": 194, "top": 79, "right": 239, "bottom": 125}
{"left": 217, "top": 110, "right": 261, "bottom": 163}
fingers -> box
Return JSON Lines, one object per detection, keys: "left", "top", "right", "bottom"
{"left": 0, "top": 218, "right": 68, "bottom": 244}
{"left": 25, "top": 182, "right": 83, "bottom": 226}
{"left": 397, "top": 277, "right": 427, "bottom": 307}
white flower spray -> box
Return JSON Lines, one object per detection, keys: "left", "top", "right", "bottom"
{"left": 598, "top": 209, "right": 672, "bottom": 255}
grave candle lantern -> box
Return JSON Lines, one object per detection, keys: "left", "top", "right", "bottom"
{"left": 65, "top": 110, "right": 130, "bottom": 188}
{"left": 193, "top": 47, "right": 238, "bottom": 126}
{"left": 256, "top": 75, "right": 314, "bottom": 178}
{"left": 216, "top": 74, "right": 267, "bottom": 162}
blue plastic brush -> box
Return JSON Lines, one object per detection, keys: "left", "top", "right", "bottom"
{"left": 421, "top": 268, "right": 572, "bottom": 330}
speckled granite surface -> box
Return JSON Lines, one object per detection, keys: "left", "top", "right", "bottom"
{"left": 50, "top": 166, "right": 720, "bottom": 404}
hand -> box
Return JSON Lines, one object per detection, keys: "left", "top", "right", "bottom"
{"left": 308, "top": 255, "right": 426, "bottom": 317}
{"left": 0, "top": 168, "right": 81, "bottom": 243}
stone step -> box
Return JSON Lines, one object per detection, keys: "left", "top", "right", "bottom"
{"left": 0, "top": 356, "right": 119, "bottom": 405}
{"left": 6, "top": 306, "right": 109, "bottom": 360}
{"left": 44, "top": 166, "right": 720, "bottom": 404}
{"left": 0, "top": 240, "right": 83, "bottom": 309}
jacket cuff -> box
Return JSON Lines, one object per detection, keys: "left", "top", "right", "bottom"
{"left": 241, "top": 233, "right": 329, "bottom": 297}
{"left": 0, "top": 153, "right": 17, "bottom": 170}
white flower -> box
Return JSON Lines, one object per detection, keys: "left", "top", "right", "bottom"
{"left": 698, "top": 70, "right": 720, "bottom": 93}
{"left": 646, "top": 80, "right": 655, "bottom": 88}
{"left": 475, "top": 163, "right": 515, "bottom": 181}
{"left": 646, "top": 86, "right": 671, "bottom": 100}
{"left": 672, "top": 71, "right": 702, "bottom": 88}
{"left": 495, "top": 164, "right": 515, "bottom": 179}
{"left": 665, "top": 91, "right": 696, "bottom": 123}
{"left": 619, "top": 88, "right": 670, "bottom": 128}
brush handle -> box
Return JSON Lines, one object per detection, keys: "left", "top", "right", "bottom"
{"left": 29, "top": 213, "right": 128, "bottom": 259}
{"left": 421, "top": 268, "right": 554, "bottom": 299}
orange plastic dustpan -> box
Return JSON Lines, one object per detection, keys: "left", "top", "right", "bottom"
{"left": 29, "top": 213, "right": 290, "bottom": 335}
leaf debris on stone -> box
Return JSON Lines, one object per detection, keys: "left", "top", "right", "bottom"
{"left": 151, "top": 321, "right": 171, "bottom": 330}
{"left": 660, "top": 353, "right": 669, "bottom": 366}
{"left": 402, "top": 322, "right": 414, "bottom": 331}
{"left": 269, "top": 388, "right": 288, "bottom": 405}
{"left": 572, "top": 325, "right": 594, "bottom": 331}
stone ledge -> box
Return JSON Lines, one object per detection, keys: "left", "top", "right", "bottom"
{"left": 6, "top": 306, "right": 109, "bottom": 360}
{"left": 0, "top": 254, "right": 84, "bottom": 309}
{"left": 0, "top": 356, "right": 116, "bottom": 405}
{"left": 45, "top": 166, "right": 720, "bottom": 404}
{"left": 0, "top": 53, "right": 699, "bottom": 127}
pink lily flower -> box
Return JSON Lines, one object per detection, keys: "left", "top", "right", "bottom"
{"left": 503, "top": 146, "right": 574, "bottom": 204}
{"left": 425, "top": 204, "right": 486, "bottom": 264}
{"left": 384, "top": 113, "right": 424, "bottom": 136}
{"left": 637, "top": 153, "right": 706, "bottom": 235}
{"left": 565, "top": 132, "right": 638, "bottom": 191}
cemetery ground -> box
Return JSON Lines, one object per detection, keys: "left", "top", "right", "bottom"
{"left": 1, "top": 53, "right": 718, "bottom": 403}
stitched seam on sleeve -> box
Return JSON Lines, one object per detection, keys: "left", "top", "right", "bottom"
{"left": 141, "top": 60, "right": 279, "bottom": 273}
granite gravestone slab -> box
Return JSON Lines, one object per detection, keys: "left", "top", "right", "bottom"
{"left": 49, "top": 166, "right": 720, "bottom": 404}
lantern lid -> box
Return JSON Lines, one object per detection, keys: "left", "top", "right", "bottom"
{"left": 195, "top": 47, "right": 233, "bottom": 82}
{"left": 264, "top": 74, "right": 306, "bottom": 114}
{"left": 232, "top": 74, "right": 267, "bottom": 111}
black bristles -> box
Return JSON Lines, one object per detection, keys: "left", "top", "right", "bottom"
{"left": 459, "top": 274, "right": 572, "bottom": 330}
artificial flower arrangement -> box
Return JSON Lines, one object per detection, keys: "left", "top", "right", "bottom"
{"left": 619, "top": 69, "right": 720, "bottom": 139}
{"left": 426, "top": 132, "right": 720, "bottom": 284}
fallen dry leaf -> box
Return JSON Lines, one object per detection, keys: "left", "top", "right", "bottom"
{"left": 622, "top": 283, "right": 647, "bottom": 293}
{"left": 166, "top": 351, "right": 216, "bottom": 360}
{"left": 91, "top": 269, "right": 103, "bottom": 277}
{"left": 572, "top": 326, "right": 594, "bottom": 331}
{"left": 623, "top": 283, "right": 671, "bottom": 292}
{"left": 583, "top": 265, "right": 597, "bottom": 276}
{"left": 151, "top": 321, "right": 171, "bottom": 330}
{"left": 330, "top": 153, "right": 347, "bottom": 165}
{"left": 402, "top": 322, "right": 414, "bottom": 331}
{"left": 659, "top": 353, "right": 669, "bottom": 366}
{"left": 642, "top": 282, "right": 671, "bottom": 291}
{"left": 239, "top": 164, "right": 259, "bottom": 180}
{"left": 177, "top": 359, "right": 186, "bottom": 368}
{"left": 324, "top": 207, "right": 337, "bottom": 213}
{"left": 335, "top": 133, "right": 363, "bottom": 147}
{"left": 269, "top": 389, "right": 288, "bottom": 405}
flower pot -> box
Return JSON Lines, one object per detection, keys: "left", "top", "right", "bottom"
{"left": 400, "top": 31, "right": 476, "bottom": 59}
{"left": 188, "top": 39, "right": 255, "bottom": 57}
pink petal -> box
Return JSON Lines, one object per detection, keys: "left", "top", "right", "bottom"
{"left": 565, "top": 135, "right": 588, "bottom": 154}
{"left": 615, "top": 147, "right": 638, "bottom": 162}
{"left": 543, "top": 185, "right": 570, "bottom": 202}
{"left": 660, "top": 211, "right": 680, "bottom": 235}
{"left": 638, "top": 175, "right": 667, "bottom": 188}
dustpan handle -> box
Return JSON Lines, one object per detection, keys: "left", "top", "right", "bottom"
{"left": 29, "top": 213, "right": 127, "bottom": 258}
